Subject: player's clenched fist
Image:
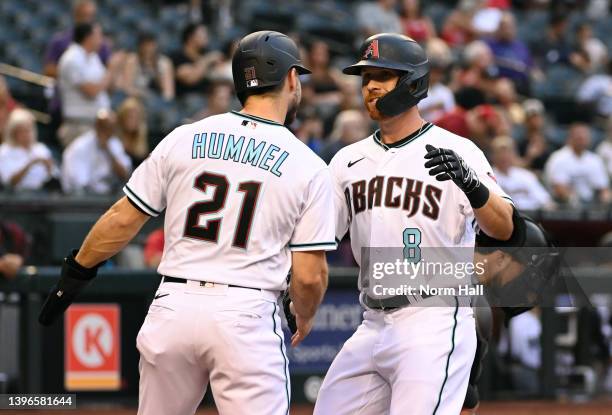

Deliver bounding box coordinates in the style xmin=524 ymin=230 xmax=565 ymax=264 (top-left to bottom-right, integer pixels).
xmin=424 ymin=144 xmax=491 ymax=209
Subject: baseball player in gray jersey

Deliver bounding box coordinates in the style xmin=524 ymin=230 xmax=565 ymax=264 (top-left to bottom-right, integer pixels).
xmin=38 ymin=31 xmax=337 ymax=415
xmin=314 ymin=34 xmax=515 ymax=414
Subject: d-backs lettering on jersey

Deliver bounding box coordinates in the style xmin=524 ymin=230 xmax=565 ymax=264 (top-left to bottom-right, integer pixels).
xmin=124 ymin=111 xmax=336 ymax=291
xmin=330 ymin=123 xmax=512 ymax=266
xmin=348 ymin=176 xmax=443 ymax=220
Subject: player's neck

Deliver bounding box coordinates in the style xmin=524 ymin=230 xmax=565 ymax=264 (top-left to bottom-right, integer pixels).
xmin=241 ymin=98 xmax=288 ymax=125
xmin=378 ymin=109 xmax=426 ymax=145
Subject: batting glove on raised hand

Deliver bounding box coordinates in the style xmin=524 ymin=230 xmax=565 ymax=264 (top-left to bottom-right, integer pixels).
xmin=424 ymin=144 xmax=490 ymax=208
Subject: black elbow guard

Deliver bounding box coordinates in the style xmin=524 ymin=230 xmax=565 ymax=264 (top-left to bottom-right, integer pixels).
xmin=38 ymin=250 xmax=104 ymax=326
xmin=476 ymin=206 xmax=525 ymax=247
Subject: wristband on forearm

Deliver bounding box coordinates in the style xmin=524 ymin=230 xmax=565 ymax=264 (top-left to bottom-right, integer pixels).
xmin=465 ymin=182 xmax=490 ymax=209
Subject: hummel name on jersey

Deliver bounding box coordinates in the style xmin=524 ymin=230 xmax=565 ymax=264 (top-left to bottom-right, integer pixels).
xmin=192 ymin=131 xmax=289 ymax=177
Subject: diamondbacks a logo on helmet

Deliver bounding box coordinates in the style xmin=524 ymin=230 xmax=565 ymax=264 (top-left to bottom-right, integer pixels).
xmin=244 ymin=66 xmax=258 ymax=88
xmin=363 ymin=40 xmax=379 ymax=59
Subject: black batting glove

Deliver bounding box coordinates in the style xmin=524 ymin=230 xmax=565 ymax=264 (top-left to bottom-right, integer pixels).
xmin=424 ymin=144 xmax=490 ymax=208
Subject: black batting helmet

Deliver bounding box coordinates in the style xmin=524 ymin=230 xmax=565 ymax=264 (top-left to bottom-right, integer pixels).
xmin=477 ymin=214 xmax=561 ymax=322
xmin=232 ymin=31 xmax=310 ymax=102
xmin=343 ymin=33 xmax=430 ymax=117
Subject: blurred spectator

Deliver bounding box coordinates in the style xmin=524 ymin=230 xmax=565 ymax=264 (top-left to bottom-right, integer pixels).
xmin=493 ymin=78 xmax=524 ymax=127
xmin=498 ymin=308 xmax=542 ymax=396
xmin=43 ymin=0 xmax=111 ymax=78
xmin=209 ymin=38 xmax=240 ymax=83
xmin=399 ymin=0 xmax=436 ymax=42
xmin=574 ymin=22 xmax=608 ymax=72
xmin=189 ymin=82 xmax=234 ymax=121
xmin=435 ymin=87 xmax=484 ymax=138
xmin=441 ymin=0 xmax=479 ymax=47
xmin=144 ymin=228 xmax=164 ymax=269
xmin=295 ymin=107 xmax=325 ymax=154
xmin=577 ymin=60 xmax=612 ymax=119
xmin=529 ymin=14 xmax=575 ymax=70
xmin=435 ymin=87 xmax=509 ymax=151
xmin=0 ymin=220 xmax=29 ymax=280
xmin=491 ymin=136 xmax=553 ymax=210
xmin=585 ymin=0 xmax=610 ymax=20
xmin=117 ymin=98 xmax=148 ymax=168
xmin=451 ymin=40 xmax=498 ymax=93
xmin=517 ymin=99 xmax=554 ymax=172
xmin=172 ymin=23 xmax=223 ymax=98
xmin=0 ymin=75 xmax=18 ymax=144
xmin=485 ymin=12 xmax=534 ymax=94
xmin=319 ymin=110 xmax=370 ymax=163
xmin=121 ymin=33 xmax=175 ymax=101
xmin=356 ymin=0 xmax=402 ymax=39
xmin=337 ymin=76 xmax=363 ymax=112
xmin=62 ymin=110 xmax=131 ymax=194
xmin=472 ymin=0 xmax=510 ymax=37
xmin=418 ymin=58 xmax=455 ymax=122
xmin=0 ymin=109 xmax=59 ymax=192
xmin=596 ymin=119 xmax=612 ymax=179
xmin=57 ymin=22 xmax=113 ymax=147
xmin=306 ymin=41 xmax=343 ymax=106
xmin=545 ymin=123 xmax=610 ymax=205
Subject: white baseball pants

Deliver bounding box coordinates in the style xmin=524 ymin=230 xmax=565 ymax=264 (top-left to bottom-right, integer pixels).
xmin=314 ymin=298 xmax=476 ymax=415
xmin=136 ymin=280 xmax=289 ymax=415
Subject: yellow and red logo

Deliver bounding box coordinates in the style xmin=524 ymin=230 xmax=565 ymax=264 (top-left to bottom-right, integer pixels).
xmin=65 ymin=304 xmax=121 ymax=391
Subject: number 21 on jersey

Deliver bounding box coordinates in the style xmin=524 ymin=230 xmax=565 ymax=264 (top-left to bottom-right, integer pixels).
xmin=183 ymin=171 xmax=262 ymax=249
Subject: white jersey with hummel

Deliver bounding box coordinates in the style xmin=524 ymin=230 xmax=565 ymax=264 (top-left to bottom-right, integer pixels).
xmin=330 ymin=122 xmax=512 ymax=269
xmin=123 ymin=110 xmax=336 ymax=291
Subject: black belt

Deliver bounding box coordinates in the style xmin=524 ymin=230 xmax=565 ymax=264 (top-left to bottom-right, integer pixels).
xmin=363 ymin=293 xmax=433 ymax=310
xmin=162 ymin=276 xmax=260 ymax=291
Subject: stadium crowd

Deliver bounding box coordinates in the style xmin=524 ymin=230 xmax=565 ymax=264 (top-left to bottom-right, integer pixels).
xmin=0 ymin=0 xmax=609 ymax=208
xmin=0 ymin=0 xmax=611 ymax=399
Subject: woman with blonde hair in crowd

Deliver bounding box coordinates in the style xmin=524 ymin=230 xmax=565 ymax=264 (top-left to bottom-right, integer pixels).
xmin=117 ymin=97 xmax=148 ymax=167
xmin=0 ymin=108 xmax=59 ymax=191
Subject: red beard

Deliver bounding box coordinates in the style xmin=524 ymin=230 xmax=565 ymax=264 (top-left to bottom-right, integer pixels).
xmin=363 ymin=94 xmax=386 ymax=121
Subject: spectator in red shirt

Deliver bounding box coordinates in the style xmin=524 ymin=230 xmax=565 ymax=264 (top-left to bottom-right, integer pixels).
xmin=400 ymin=0 xmax=436 ymax=43
xmin=435 ymin=87 xmax=486 ymax=138
xmin=436 ymin=87 xmax=509 ymax=152
xmin=144 ymin=228 xmax=164 ymax=269
xmin=441 ymin=0 xmax=479 ymax=47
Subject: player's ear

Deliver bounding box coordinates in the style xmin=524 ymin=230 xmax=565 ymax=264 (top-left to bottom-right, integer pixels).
xmin=286 ymin=68 xmax=298 ymax=93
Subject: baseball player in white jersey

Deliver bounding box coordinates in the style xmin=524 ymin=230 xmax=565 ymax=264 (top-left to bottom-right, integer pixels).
xmin=314 ymin=34 xmax=515 ymax=415
xmin=38 ymin=31 xmax=336 ymax=415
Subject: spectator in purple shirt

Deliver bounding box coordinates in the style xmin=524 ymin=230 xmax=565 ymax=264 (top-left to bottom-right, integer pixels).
xmin=485 ymin=12 xmax=533 ymax=95
xmin=43 ymin=0 xmax=111 ymax=78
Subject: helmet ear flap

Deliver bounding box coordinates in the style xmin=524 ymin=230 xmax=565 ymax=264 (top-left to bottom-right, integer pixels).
xmin=375 ymin=72 xmax=429 ymax=117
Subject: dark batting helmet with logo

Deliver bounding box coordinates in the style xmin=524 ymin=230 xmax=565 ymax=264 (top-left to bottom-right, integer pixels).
xmin=477 ymin=213 xmax=561 ymax=322
xmin=343 ymin=33 xmax=430 ymax=117
xmin=232 ymin=31 xmax=310 ymax=101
